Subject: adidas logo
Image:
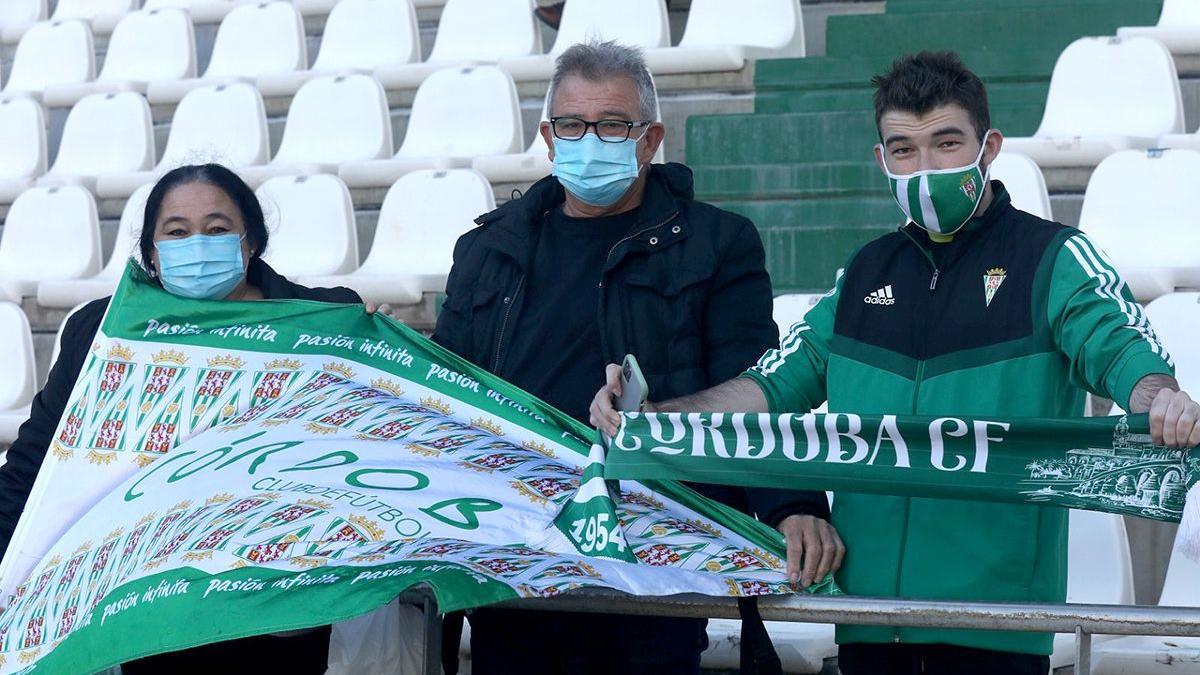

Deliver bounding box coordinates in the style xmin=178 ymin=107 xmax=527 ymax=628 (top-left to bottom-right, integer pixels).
xmin=863 ymin=285 xmax=896 ymax=305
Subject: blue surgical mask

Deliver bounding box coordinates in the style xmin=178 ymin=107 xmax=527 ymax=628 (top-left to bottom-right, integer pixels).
xmin=154 ymin=233 xmax=246 ymax=300
xmin=552 ymin=134 xmax=641 ymax=207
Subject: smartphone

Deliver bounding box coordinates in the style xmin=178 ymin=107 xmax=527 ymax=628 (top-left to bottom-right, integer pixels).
xmin=614 ymin=354 xmax=648 ymax=412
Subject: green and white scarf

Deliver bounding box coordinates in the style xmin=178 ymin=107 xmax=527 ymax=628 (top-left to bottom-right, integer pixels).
xmin=606 ymin=411 xmax=1199 ymax=522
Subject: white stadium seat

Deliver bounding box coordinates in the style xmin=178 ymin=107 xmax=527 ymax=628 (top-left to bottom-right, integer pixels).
xmin=44 ymin=8 xmax=197 ymax=108
xmin=257 ymin=174 xmax=360 ymax=277
xmin=339 ymin=66 xmax=522 ymax=188
xmin=0 ymin=97 xmax=47 ymax=204
xmin=498 ymin=0 xmax=670 ymax=82
xmin=0 ymin=185 xmax=101 ymax=302
xmin=1144 ymin=293 xmax=1200 ymax=395
xmin=301 ymin=169 xmax=494 ymax=304
xmin=1049 ymin=510 xmax=1135 ymax=669
xmin=772 ymin=293 xmax=823 ymax=340
xmin=1005 ymin=37 xmax=1183 ymax=168
xmin=37 ymin=184 xmax=151 ymax=309
xmin=143 ymin=0 xmax=242 ymax=24
xmin=51 ymin=0 xmax=139 ymax=36
xmin=1076 ymin=149 xmax=1200 ymax=302
xmin=1 ymin=20 xmax=95 ymax=98
xmin=0 ymin=303 xmax=36 ymax=444
xmin=989 ymin=151 xmax=1053 ymax=221
xmin=37 ymin=91 xmax=155 ymax=190
xmin=259 ymin=0 xmax=421 ymax=98
xmin=96 ymin=83 xmax=269 ymax=198
xmin=0 ymin=0 xmax=46 ymax=44
xmin=703 ymin=619 xmax=834 ymax=673
xmin=239 ymin=73 xmax=393 ymax=187
xmin=645 ymin=0 xmax=805 ymax=75
xmin=1118 ymin=0 xmax=1200 ymax=55
xmin=1093 ymin=530 xmax=1200 ymax=673
xmin=147 ymin=1 xmax=307 ymax=105
xmin=376 ymin=0 xmax=542 ymax=90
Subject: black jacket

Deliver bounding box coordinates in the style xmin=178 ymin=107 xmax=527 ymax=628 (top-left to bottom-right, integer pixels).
xmin=0 ymin=260 xmax=361 ymax=557
xmin=432 ymin=163 xmax=830 ymax=526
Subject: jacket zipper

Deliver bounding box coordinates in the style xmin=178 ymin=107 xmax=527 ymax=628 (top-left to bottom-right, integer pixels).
xmin=595 ymin=211 xmax=680 ymax=359
xmin=893 ymin=227 xmax=942 ymax=643
xmin=491 ymin=275 xmax=525 ymax=372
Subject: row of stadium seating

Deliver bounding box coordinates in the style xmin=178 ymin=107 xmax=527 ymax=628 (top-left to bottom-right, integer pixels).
xmin=0 ymin=0 xmax=802 ymax=107
xmin=0 ymin=168 xmax=491 ymax=309
xmin=0 ymin=143 xmax=1194 ymax=319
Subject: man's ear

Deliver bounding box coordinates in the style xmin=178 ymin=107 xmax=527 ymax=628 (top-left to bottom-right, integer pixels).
xmin=982 ymin=129 xmax=1004 ymax=168
xmin=540 ymin=122 xmax=555 ymax=161
xmin=639 ymin=123 xmax=666 ymax=165
xmin=873 ymin=143 xmax=887 ymax=172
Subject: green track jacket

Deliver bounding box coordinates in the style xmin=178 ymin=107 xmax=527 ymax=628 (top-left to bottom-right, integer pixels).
xmin=743 ymin=182 xmax=1175 ymax=654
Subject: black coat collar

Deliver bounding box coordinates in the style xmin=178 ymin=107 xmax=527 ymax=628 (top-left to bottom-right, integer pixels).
xmin=473 ymin=162 xmax=696 ymax=271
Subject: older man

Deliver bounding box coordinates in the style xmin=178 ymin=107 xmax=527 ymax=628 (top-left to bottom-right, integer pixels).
xmin=432 ymin=41 xmax=842 ymax=674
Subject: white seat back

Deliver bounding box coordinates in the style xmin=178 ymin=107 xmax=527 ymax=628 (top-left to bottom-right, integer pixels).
xmin=428 ymin=0 xmax=541 ymax=63
xmin=398 ymin=66 xmax=522 ymax=158
xmin=99 ymin=183 xmax=153 ymax=281
xmin=1078 ymin=149 xmax=1200 ymax=300
xmin=313 ymin=0 xmax=419 ymax=72
xmin=1159 ymin=0 xmax=1200 ymax=27
xmin=772 ymin=293 xmax=823 ymax=340
xmin=1065 ymin=510 xmax=1134 ymax=605
xmin=1034 ymin=37 xmax=1183 ymax=138
xmin=52 ymin=0 xmax=138 ymax=23
xmin=678 ymin=0 xmax=804 ymax=56
xmin=359 ymin=169 xmax=493 ymax=278
xmin=0 ymin=97 xmax=46 ymax=180
xmin=257 ymin=174 xmax=359 ymax=276
xmin=551 ymin=0 xmax=669 ymax=55
xmin=97 ymin=8 xmax=197 ymax=84
xmin=1144 ymin=293 xmax=1199 ymax=396
xmin=990 ymin=152 xmax=1052 ymax=221
xmin=0 ymin=185 xmax=101 ymax=283
xmin=204 ymin=1 xmax=306 ymax=79
xmin=1159 ymin=526 xmax=1200 ymax=606
xmin=159 ymin=83 xmax=269 ymax=170
xmin=273 ymin=74 xmax=392 ymax=165
xmin=0 ymin=0 xmax=46 ymax=31
xmin=48 ymin=92 xmax=154 ymax=178
xmin=0 ymin=303 xmax=35 ymax=411
xmin=3 ymin=20 xmax=94 ymax=94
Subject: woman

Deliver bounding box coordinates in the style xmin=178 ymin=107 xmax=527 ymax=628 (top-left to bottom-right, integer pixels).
xmin=0 ymin=164 xmax=360 ymax=672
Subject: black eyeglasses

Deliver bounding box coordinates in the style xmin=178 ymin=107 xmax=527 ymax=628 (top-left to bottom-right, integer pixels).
xmin=550 ymin=117 xmax=652 ymax=143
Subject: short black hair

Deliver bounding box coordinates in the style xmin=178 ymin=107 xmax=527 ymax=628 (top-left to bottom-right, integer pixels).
xmin=872 ymin=51 xmax=990 ymax=142
xmin=140 ymin=164 xmax=268 ymax=276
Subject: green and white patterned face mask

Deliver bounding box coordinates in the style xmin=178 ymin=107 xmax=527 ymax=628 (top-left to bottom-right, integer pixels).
xmin=879 ymin=131 xmax=992 ymax=236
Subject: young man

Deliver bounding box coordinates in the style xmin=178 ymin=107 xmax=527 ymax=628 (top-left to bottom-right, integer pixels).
xmin=433 ymin=41 xmax=841 ymax=673
xmin=593 ymin=51 xmax=1200 ymax=674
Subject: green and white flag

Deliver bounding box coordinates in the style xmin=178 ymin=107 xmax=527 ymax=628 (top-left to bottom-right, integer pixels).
xmin=0 ymin=265 xmax=836 ymax=673
xmin=605 ymin=412 xmax=1200 ymax=522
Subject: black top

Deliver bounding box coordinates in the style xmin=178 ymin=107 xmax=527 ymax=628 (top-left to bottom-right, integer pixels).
xmin=434 ymin=163 xmax=831 ymax=527
xmin=0 ymin=259 xmax=361 ymax=558
xmin=502 ymin=206 xmax=637 ymax=423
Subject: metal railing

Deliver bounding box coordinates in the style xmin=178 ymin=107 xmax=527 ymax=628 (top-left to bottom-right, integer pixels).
xmin=404 ymin=588 xmax=1200 ymax=675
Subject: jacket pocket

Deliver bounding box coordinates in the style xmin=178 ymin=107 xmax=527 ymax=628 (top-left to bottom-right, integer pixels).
xmin=618 ymin=265 xmax=713 ymax=398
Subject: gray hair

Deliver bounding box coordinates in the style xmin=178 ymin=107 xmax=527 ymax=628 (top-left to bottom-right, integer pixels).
xmin=548 ymin=40 xmax=658 ymax=122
